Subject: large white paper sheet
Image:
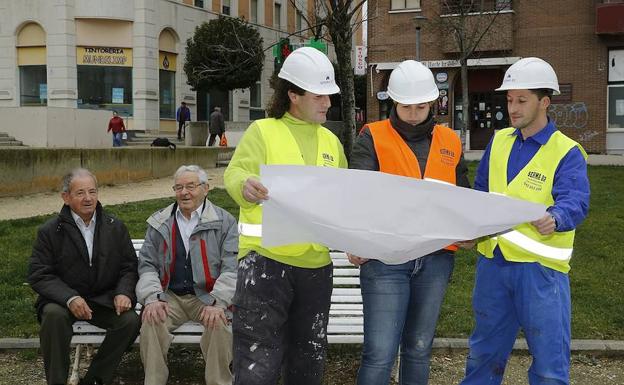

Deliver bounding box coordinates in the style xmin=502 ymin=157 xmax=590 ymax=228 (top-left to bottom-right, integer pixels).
xmin=260 ymin=165 xmax=546 ymax=264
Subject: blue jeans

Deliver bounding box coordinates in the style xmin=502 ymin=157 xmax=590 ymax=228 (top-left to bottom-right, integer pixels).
xmin=112 ymin=132 xmax=123 ymax=147
xmin=357 ymin=251 xmax=455 ymax=385
xmin=460 ymin=256 xmax=571 ymax=385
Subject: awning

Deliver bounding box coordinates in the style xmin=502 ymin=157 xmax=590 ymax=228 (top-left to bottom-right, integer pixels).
xmin=372 ymin=57 xmax=521 ymax=71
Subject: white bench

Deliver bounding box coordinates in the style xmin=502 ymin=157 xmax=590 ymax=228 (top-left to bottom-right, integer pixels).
xmin=69 ymin=240 xmax=363 ymax=383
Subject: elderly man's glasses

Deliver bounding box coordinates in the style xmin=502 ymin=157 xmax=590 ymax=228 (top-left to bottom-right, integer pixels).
xmin=172 ymin=182 xmax=205 ymax=192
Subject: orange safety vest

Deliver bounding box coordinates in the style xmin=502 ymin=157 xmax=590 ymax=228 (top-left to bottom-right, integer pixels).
xmin=368 ymin=119 xmax=462 ymax=252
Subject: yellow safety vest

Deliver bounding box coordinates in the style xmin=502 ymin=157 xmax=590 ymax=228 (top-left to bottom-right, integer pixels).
xmin=477 ymin=127 xmax=587 ymax=273
xmin=237 ymin=118 xmax=342 ymax=256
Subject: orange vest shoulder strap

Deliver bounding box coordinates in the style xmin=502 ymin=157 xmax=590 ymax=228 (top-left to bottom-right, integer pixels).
xmin=368 ymin=120 xmax=422 ymax=178
xmin=423 ymin=125 xmax=462 ymax=185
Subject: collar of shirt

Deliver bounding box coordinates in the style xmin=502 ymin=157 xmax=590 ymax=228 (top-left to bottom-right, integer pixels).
xmin=511 ymin=119 xmax=557 ymax=145
xmin=175 ymin=204 xmax=203 ymax=254
xmin=70 ymin=210 xmax=96 ymax=264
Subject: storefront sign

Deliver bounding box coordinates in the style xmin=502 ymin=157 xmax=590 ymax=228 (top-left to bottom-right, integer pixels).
xmin=435 ymin=72 xmax=448 ymax=83
xmin=159 ymin=51 xmax=177 ymax=71
xmin=77 ymin=47 xmax=133 ymax=67
xmin=112 ymin=88 xmax=124 ymax=104
xmin=437 ymin=90 xmax=448 ymax=115
xmin=355 ymin=46 xmax=366 ymax=75
xmin=377 ymin=91 xmax=389 ymax=100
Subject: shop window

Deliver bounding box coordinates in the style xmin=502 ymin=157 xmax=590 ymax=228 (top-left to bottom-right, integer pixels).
xmin=77 ymin=66 xmax=133 ymax=116
xmin=17 ymin=23 xmax=47 ymax=106
xmin=250 ymin=0 xmax=258 ymax=22
xmin=160 ymin=70 xmax=176 ymax=119
xmin=19 ymin=65 xmax=47 ymax=106
xmin=390 ymin=0 xmax=420 ymax=11
xmin=608 ymin=85 xmax=624 ymax=130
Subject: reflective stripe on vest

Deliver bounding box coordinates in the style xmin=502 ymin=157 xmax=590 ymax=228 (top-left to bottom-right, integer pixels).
xmin=238 ymin=118 xmax=342 ymax=256
xmin=368 ymin=119 xmax=461 ymax=251
xmin=477 ymin=127 xmax=587 ymax=273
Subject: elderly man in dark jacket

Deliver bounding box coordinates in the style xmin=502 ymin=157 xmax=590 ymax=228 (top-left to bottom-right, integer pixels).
xmin=28 ymin=168 xmax=140 ymax=385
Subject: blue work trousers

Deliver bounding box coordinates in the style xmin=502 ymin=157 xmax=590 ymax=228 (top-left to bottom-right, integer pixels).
xmin=357 ymin=251 xmax=454 ymax=385
xmin=460 ymin=255 xmax=571 ymax=385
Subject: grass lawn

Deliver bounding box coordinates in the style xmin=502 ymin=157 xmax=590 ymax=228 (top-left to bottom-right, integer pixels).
xmin=1 ymin=165 xmax=623 ymax=339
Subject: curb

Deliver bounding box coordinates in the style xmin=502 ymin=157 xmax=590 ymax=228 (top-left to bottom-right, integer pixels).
xmin=2 ymin=337 xmax=624 ymax=354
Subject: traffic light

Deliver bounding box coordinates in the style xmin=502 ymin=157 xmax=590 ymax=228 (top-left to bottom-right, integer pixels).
xmin=273 ymin=38 xmax=293 ymax=73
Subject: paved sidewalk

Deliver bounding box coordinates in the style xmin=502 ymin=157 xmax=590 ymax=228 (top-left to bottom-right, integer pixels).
xmin=0 ymin=167 xmax=226 ymax=221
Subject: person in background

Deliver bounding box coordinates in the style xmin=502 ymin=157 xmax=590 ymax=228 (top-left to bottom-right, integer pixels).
xmin=107 ymin=111 xmax=126 ymax=147
xmin=208 ymin=106 xmax=225 ymax=147
xmin=176 ymin=101 xmax=191 ymax=140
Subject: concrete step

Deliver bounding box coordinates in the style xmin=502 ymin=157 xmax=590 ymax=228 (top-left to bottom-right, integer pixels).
xmin=0 ymin=132 xmax=25 ymax=146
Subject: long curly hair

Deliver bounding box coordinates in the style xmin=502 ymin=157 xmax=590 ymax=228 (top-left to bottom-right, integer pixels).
xmin=266 ymin=74 xmax=305 ymax=118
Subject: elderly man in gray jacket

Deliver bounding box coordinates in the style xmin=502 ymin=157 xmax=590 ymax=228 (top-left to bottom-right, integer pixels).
xmin=136 ymin=165 xmax=238 ymax=385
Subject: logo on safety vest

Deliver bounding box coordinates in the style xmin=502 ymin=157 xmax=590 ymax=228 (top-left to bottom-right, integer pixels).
xmin=439 ymin=148 xmax=456 ymax=166
xmin=322 ymin=152 xmax=335 ymax=166
xmin=523 ymin=171 xmax=547 ymax=191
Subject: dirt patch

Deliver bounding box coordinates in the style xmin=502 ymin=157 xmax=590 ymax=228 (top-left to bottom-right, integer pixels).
xmin=0 ymin=168 xmax=226 ymax=221
xmin=2 ymin=347 xmax=623 ymax=385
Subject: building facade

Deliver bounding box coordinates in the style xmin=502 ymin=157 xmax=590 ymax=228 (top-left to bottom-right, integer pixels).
xmin=366 ymin=0 xmax=624 ymax=154
xmin=0 ymin=0 xmax=323 ymax=147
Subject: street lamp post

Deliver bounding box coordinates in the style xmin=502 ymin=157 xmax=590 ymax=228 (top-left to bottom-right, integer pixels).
xmin=412 ymin=15 xmax=427 ymax=61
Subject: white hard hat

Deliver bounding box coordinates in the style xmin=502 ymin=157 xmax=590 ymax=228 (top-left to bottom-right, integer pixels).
xmin=386 ymin=60 xmax=439 ymax=105
xmin=278 ymin=47 xmax=340 ymax=95
xmin=496 ymin=57 xmax=560 ymax=95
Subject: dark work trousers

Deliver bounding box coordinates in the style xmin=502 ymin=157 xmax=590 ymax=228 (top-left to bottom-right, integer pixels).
xmin=208 ymin=133 xmax=223 ymax=147
xmin=177 ymin=121 xmax=186 ymax=139
xmin=39 ymin=302 xmax=140 ymax=385
xmin=232 ymin=251 xmax=333 ymax=385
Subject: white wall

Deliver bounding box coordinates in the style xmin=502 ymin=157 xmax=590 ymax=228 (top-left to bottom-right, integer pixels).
xmin=0 ymin=106 xmax=111 ymax=147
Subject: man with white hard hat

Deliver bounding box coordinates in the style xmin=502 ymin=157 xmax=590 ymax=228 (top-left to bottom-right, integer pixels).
xmin=459 ymin=57 xmax=590 ymax=385
xmin=224 ymin=47 xmax=347 ymax=385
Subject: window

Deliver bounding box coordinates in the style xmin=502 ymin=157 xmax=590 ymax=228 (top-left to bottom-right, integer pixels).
xmin=20 ymin=65 xmax=47 ymax=106
xmin=77 ymin=66 xmax=133 ymax=116
xmin=250 ymin=0 xmax=258 ymax=22
xmin=296 ymin=10 xmax=303 ymax=32
xmin=194 ymin=0 xmax=204 ymax=7
xmin=608 ymin=85 xmax=624 ymax=130
xmin=250 ymin=82 xmax=265 ymax=120
xmin=441 ymin=0 xmax=511 ymax=14
xmin=274 ymin=1 xmax=282 ymax=29
xmin=222 ymin=0 xmax=231 ymax=15
xmin=160 ymin=70 xmax=176 ymax=119
xmin=250 ymin=82 xmax=262 ymax=108
xmin=391 ymin=0 xmax=420 ymax=11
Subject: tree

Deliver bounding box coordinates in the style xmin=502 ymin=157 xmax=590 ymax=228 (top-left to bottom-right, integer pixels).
xmin=432 ymin=0 xmax=514 ymax=147
xmin=184 ymin=16 xmax=265 ymax=91
xmin=290 ymin=0 xmax=367 ymax=160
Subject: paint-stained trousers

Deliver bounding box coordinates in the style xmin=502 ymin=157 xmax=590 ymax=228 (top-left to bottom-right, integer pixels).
xmin=232 ymin=251 xmax=333 ymax=385
xmin=139 ymin=290 xmax=233 ymax=385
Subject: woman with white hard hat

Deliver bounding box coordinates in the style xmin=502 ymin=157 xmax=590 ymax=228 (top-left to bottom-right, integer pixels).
xmin=347 ymin=60 xmax=470 ymax=385
xmin=224 ymin=46 xmax=347 ymax=385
